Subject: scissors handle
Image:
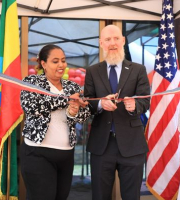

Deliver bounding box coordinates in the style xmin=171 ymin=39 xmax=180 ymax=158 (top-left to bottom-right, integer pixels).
xmin=115 ymin=89 xmax=121 ymax=104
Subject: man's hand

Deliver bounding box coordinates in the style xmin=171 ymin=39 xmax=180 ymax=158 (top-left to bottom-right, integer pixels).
xmin=101 ymin=94 xmax=118 ymax=111
xmin=123 ymin=97 xmax=135 ymax=112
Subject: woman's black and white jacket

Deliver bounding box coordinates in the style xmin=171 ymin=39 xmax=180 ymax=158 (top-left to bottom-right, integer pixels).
xmin=20 ymin=73 xmax=91 ymax=147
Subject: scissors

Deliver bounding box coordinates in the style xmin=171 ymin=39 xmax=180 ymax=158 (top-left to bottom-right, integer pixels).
xmin=114 ymin=89 xmax=121 ymax=105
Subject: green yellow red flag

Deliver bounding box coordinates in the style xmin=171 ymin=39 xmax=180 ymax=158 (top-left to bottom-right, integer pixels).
xmin=0 ymin=0 xmax=24 ymax=198
xmin=0 ymin=0 xmax=23 ymax=151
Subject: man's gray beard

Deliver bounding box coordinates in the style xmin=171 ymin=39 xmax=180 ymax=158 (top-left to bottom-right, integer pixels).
xmin=103 ymin=49 xmax=125 ymax=65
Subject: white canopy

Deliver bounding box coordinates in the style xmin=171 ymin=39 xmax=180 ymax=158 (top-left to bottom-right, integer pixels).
xmin=1 ymin=0 xmax=180 ymax=20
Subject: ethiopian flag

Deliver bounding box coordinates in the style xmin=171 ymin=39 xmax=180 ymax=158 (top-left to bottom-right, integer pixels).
xmin=0 ymin=0 xmax=23 ymax=151
xmin=0 ymin=0 xmax=24 ymax=199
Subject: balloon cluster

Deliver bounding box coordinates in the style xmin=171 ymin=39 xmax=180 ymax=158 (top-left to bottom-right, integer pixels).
xmin=28 ymin=65 xmax=86 ymax=86
xmin=63 ymin=68 xmax=85 ymax=86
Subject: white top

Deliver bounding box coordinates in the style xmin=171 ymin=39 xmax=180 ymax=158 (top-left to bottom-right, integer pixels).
xmin=25 ymin=80 xmax=73 ymax=150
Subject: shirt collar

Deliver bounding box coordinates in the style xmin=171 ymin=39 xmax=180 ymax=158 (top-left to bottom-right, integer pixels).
xmin=107 ymin=62 xmax=122 ymax=69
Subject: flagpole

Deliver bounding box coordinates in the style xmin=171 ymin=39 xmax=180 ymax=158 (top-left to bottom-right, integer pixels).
xmin=7 ymin=136 xmax=11 ymax=200
xmin=177 ymin=185 xmax=180 ymax=200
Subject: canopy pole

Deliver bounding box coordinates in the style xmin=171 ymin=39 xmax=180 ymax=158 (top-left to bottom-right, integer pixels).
xmin=6 ymin=136 xmax=11 ymax=200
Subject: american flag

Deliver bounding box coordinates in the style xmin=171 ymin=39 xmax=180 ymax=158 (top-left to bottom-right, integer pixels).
xmin=145 ymin=0 xmax=180 ymax=199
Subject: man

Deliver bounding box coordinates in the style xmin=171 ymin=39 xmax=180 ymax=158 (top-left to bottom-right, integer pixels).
xmin=84 ymin=25 xmax=150 ymax=200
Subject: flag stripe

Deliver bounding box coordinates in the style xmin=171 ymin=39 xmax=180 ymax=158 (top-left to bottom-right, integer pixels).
xmin=151 ymin=72 xmax=164 ymax=94
xmin=153 ymin=143 xmax=180 ymax=195
xmin=147 ymin=129 xmax=179 ymax=185
xmin=147 ymin=100 xmax=180 ymax=175
xmin=147 ymin=71 xmax=180 ymax=140
xmin=161 ymin=167 xmax=180 ymax=200
xmin=147 ymin=94 xmax=180 ymax=152
xmin=3 ymin=2 xmax=19 ymax=73
xmin=147 ymin=93 xmax=175 ymax=141
xmin=147 ymin=143 xmax=180 ymax=199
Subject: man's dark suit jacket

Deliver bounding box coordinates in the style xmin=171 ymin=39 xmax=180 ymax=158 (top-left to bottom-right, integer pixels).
xmin=84 ymin=59 xmax=150 ymax=158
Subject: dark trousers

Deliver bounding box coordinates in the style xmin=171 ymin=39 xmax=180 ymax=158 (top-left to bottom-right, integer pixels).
xmin=90 ymin=135 xmax=145 ymax=200
xmin=20 ymin=141 xmax=74 ymax=200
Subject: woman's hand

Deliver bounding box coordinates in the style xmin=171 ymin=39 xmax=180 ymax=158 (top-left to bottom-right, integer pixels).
xmin=68 ymin=93 xmax=80 ymax=116
xmin=68 ymin=93 xmax=89 ymax=117
xmin=68 ymin=104 xmax=79 ymax=117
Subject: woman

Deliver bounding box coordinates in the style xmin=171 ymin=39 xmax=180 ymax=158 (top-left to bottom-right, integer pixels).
xmin=20 ymin=44 xmax=91 ymax=200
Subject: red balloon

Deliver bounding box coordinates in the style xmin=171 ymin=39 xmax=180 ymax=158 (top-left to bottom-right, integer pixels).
xmin=68 ymin=69 xmax=76 ymax=77
xmin=81 ymin=79 xmax=85 ymax=86
xmin=74 ymin=77 xmax=81 ymax=85
xmin=75 ymin=69 xmax=81 ymax=77
xmin=28 ymin=68 xmax=37 ymax=75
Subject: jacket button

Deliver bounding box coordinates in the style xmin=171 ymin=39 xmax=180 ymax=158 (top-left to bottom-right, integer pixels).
xmin=108 ymin=122 xmax=111 ymax=124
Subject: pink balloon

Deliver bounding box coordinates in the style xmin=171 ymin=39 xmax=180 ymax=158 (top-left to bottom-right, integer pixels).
xmin=28 ymin=68 xmax=37 ymax=75
xmin=75 ymin=69 xmax=81 ymax=77
xmin=28 ymin=65 xmax=35 ymax=69
xmin=80 ymin=73 xmax=85 ymax=80
xmin=69 ymin=77 xmax=75 ymax=82
xmin=79 ymin=68 xmax=86 ymax=73
xmin=74 ymin=77 xmax=81 ymax=85
xmin=68 ymin=69 xmax=76 ymax=77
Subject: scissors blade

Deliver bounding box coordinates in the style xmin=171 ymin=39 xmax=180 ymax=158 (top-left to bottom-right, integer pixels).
xmin=115 ymin=89 xmax=121 ymax=104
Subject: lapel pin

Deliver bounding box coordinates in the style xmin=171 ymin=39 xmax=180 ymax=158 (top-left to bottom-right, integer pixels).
xmin=125 ymin=67 xmax=129 ymax=70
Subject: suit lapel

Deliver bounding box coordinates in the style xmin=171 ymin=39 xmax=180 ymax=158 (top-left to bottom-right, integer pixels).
xmin=117 ymin=60 xmax=132 ymax=92
xmin=97 ymin=61 xmax=112 ymax=94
